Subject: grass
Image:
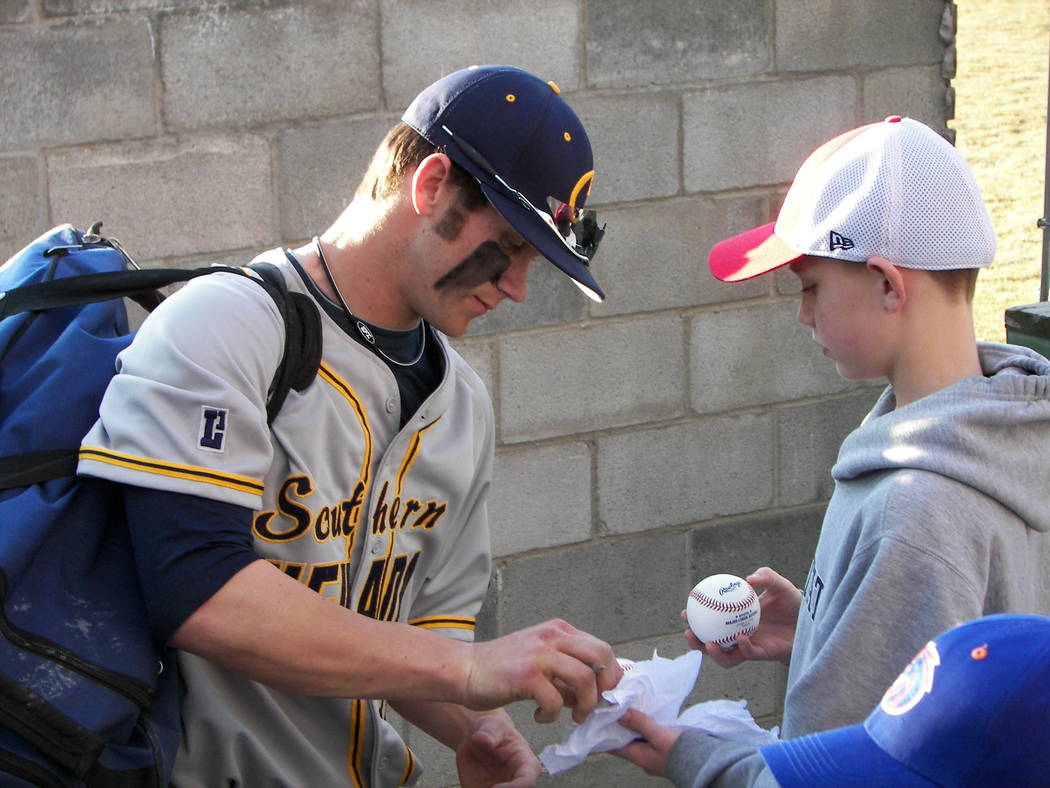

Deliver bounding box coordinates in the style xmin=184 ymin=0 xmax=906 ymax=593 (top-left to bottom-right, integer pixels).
xmin=953 ymin=0 xmax=1049 ymax=341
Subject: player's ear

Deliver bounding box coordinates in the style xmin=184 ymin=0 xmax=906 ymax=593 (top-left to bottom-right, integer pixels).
xmin=867 ymin=256 xmax=906 ymax=313
xmin=410 ymin=153 xmax=454 ymax=216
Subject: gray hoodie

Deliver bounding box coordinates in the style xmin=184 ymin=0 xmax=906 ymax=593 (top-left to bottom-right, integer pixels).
xmin=667 ymin=342 xmax=1050 ymax=788
xmin=784 ymin=341 xmax=1050 ymax=739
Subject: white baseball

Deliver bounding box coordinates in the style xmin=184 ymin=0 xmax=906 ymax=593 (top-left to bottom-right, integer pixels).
xmin=686 ymin=573 xmax=760 ymax=649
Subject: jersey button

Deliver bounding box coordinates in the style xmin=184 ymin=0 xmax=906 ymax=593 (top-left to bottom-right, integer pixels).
xmin=371 ymin=541 xmax=383 ymax=554
xmin=385 ymin=396 xmax=396 ymax=413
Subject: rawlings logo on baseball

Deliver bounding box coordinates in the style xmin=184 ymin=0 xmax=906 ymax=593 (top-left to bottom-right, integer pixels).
xmin=686 ymin=573 xmax=760 ymax=649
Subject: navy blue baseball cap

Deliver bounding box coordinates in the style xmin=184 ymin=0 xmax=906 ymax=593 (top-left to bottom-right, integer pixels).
xmin=402 ymin=65 xmax=605 ymax=302
xmin=760 ymin=614 xmax=1050 ymax=787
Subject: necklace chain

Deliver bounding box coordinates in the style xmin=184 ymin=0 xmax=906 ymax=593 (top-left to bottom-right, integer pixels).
xmin=313 ymin=237 xmax=426 ymax=368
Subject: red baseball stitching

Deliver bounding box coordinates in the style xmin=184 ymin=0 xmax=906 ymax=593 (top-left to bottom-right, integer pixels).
xmin=690 ymin=588 xmax=757 ymax=613
xmin=712 ymin=623 xmax=758 ymax=646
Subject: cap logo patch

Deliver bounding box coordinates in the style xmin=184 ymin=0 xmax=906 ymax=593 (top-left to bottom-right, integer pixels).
xmin=880 ymin=640 xmax=940 ymax=716
xmin=829 ymin=231 xmax=855 ymax=252
xmin=568 ymin=170 xmax=595 ymax=210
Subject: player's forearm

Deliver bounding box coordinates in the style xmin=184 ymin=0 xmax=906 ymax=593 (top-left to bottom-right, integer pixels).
xmin=170 ymin=559 xmax=474 ymax=703
xmin=389 ymin=698 xmax=492 ymax=751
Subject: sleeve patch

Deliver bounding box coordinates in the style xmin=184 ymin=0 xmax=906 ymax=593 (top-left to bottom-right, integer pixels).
xmin=198 ymin=406 xmax=229 ymax=453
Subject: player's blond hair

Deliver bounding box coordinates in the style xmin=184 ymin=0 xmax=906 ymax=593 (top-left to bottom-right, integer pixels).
xmin=356 ymin=122 xmax=486 ymax=211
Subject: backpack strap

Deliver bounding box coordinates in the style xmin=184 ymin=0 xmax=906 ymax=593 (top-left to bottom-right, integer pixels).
xmin=0 ymin=262 xmax=321 ymax=421
xmin=0 ymin=450 xmax=78 ymax=490
xmin=247 ymin=262 xmax=323 ymax=424
xmin=0 ymin=266 xmax=242 ymax=320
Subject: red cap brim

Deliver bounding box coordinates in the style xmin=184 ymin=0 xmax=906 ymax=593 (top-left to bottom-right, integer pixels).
xmin=708 ymin=222 xmax=804 ymax=282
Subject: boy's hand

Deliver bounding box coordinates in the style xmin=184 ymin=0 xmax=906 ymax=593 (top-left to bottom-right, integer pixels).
xmin=684 ymin=566 xmax=801 ymax=668
xmin=610 ymin=708 xmax=681 ymax=777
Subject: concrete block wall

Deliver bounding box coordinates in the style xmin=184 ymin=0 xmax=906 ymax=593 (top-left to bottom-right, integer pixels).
xmin=1 ymin=1 xmax=954 ymax=785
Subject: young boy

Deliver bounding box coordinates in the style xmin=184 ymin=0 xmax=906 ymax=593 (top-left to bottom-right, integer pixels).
xmin=612 ymin=116 xmax=1050 ymax=785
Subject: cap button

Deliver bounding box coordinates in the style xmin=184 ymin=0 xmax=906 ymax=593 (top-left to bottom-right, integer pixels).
xmin=885 ymin=115 xmax=903 ymax=123
xmin=547 ymin=80 xmax=561 ymax=94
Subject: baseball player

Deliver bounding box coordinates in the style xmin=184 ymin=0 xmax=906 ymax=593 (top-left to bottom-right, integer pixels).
xmin=78 ymin=65 xmax=619 ymax=787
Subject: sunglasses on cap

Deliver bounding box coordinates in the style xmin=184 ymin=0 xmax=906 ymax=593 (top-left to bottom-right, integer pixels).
xmin=441 ymin=125 xmax=605 ymax=263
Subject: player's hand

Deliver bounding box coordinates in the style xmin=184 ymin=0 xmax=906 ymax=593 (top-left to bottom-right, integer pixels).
xmin=609 ymin=708 xmax=681 ymax=778
xmin=684 ymin=566 xmax=801 ymax=668
xmin=464 ymin=619 xmax=622 ymax=724
xmin=455 ymin=712 xmax=541 ymax=788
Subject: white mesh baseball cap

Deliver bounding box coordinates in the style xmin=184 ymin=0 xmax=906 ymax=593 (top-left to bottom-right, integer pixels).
xmin=708 ymin=116 xmax=997 ymax=282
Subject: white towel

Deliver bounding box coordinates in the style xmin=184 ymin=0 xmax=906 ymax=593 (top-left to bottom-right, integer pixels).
xmin=539 ymin=650 xmax=778 ymax=775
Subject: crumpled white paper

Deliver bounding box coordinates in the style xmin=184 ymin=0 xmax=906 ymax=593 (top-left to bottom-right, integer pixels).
xmin=538 ymin=650 xmax=779 ymax=775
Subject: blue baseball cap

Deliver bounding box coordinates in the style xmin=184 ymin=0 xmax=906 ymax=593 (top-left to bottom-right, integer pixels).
xmin=760 ymin=614 xmax=1050 ymax=787
xmin=402 ymin=65 xmax=605 ymax=302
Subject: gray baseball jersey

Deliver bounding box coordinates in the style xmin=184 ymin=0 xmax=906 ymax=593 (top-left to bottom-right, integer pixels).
xmin=79 ymin=249 xmax=495 ymax=787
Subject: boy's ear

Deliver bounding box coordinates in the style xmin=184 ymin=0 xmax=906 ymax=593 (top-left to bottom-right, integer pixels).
xmin=867 ymin=256 xmax=906 ymax=312
xmin=410 ymin=152 xmax=454 ymax=216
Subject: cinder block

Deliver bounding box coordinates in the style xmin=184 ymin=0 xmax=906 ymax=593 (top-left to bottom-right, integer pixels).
xmin=777 ymin=0 xmax=945 ymax=72
xmin=689 ymin=300 xmax=854 ymax=415
xmin=143 ymin=247 xmax=269 ymax=272
xmin=466 ymin=262 xmax=587 ymax=336
xmin=43 ymin=0 xmax=248 ymax=13
xmin=773 ymin=265 xmax=800 ymax=296
xmin=500 ymin=314 xmax=687 ymax=442
xmin=380 ymin=0 xmax=580 ymax=110
xmin=777 ymin=390 xmax=883 ymax=507
xmin=496 ymin=529 xmax=690 ymax=643
xmin=683 ymin=77 xmax=857 ymax=192
xmin=587 ymin=0 xmax=769 ymax=88
xmin=597 ymin=413 xmax=774 ymax=535
xmin=474 ymin=568 xmax=499 ymax=645
xmin=570 ymin=93 xmax=681 ymax=204
xmin=0 ymin=156 xmax=46 ymax=263
xmin=48 ymin=136 xmax=273 ymax=259
xmin=689 ymin=653 xmax=784 ymax=723
xmin=1 ymin=0 xmax=29 ymax=23
xmin=863 ymin=65 xmax=949 ymax=131
xmin=447 ymin=336 xmax=495 ymax=401
xmin=687 ymin=506 xmax=827 ymax=590
xmin=0 ymin=20 xmax=156 ymax=150
xmin=489 ymin=442 xmax=593 ymax=557
xmin=119 ymin=244 xmax=266 ymax=330
xmin=161 ymin=4 xmax=379 ymax=131
xmin=591 ymin=197 xmax=771 ymax=318
xmin=276 ymin=114 xmax=397 ymax=242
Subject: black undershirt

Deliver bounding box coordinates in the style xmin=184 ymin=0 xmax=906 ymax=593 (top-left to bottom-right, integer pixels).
xmin=284 ymin=251 xmax=444 ymax=427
